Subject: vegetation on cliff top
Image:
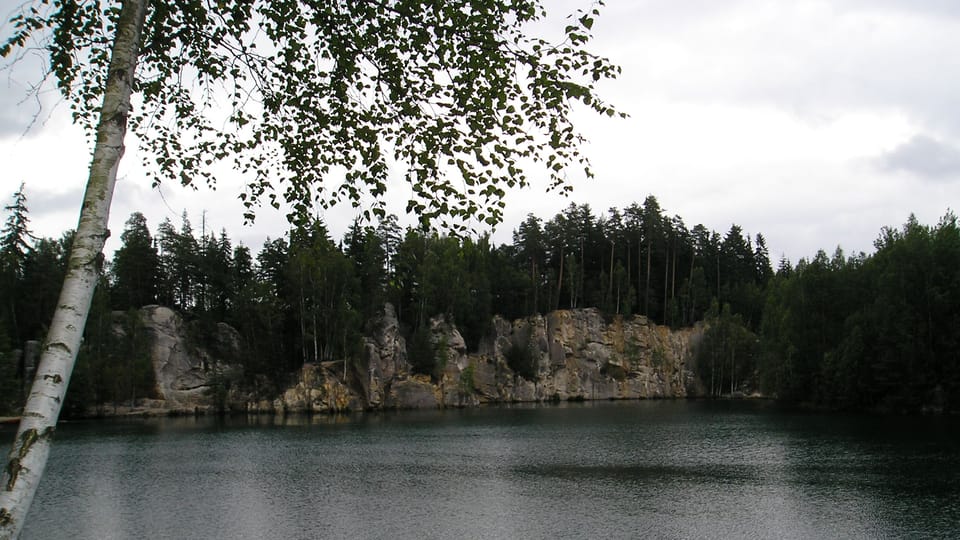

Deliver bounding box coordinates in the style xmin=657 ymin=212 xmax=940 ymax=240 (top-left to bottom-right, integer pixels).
xmin=2 ymin=187 xmax=958 ymax=413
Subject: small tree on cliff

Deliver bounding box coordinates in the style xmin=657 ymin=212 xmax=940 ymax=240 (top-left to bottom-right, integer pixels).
xmin=0 ymin=1 xmax=622 ymax=535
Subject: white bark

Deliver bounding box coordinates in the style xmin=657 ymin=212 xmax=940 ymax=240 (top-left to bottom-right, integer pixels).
xmin=0 ymin=1 xmax=148 ymax=537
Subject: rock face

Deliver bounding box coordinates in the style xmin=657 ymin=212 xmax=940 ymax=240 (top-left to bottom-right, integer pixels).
xmin=454 ymin=308 xmax=701 ymax=404
xmin=130 ymin=303 xmax=702 ymax=415
xmin=384 ymin=377 xmax=440 ymax=409
xmin=361 ymin=304 xmax=408 ymax=408
xmin=268 ymin=305 xmax=703 ymax=411
xmin=272 ymin=362 xmax=362 ymax=414
xmin=140 ymin=305 xmax=242 ymax=412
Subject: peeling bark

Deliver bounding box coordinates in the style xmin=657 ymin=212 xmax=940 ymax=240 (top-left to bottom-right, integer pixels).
xmin=0 ymin=1 xmax=148 ymax=538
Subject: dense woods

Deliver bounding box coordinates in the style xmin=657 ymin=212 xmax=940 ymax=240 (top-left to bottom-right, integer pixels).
xmin=1 ymin=184 xmax=958 ymax=413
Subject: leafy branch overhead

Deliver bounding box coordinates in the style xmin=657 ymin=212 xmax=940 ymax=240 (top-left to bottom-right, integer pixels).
xmin=2 ymin=0 xmax=623 ymax=230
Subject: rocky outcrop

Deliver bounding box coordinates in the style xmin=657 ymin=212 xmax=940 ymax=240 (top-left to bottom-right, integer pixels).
xmin=140 ymin=305 xmax=242 ymax=413
xmin=271 ymin=362 xmax=362 ymax=414
xmin=385 ymin=377 xmax=440 ymax=409
xmin=446 ymin=308 xmax=701 ymax=405
xmin=268 ymin=305 xmax=702 ymax=411
xmin=360 ymin=304 xmax=408 ymax=408
xmin=124 ymin=303 xmax=702 ymax=415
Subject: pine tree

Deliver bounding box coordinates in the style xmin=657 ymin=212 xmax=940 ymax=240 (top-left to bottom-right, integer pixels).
xmin=754 ymin=233 xmax=774 ymax=285
xmin=111 ymin=212 xmax=159 ymax=309
xmin=0 ymin=183 xmax=33 ymax=343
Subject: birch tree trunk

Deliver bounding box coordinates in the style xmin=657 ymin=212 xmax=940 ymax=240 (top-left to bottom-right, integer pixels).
xmin=0 ymin=1 xmax=147 ymax=537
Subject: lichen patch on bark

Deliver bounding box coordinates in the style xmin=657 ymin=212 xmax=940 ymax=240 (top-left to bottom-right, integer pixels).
xmin=44 ymin=342 xmax=72 ymax=356
xmin=3 ymin=427 xmax=55 ymax=494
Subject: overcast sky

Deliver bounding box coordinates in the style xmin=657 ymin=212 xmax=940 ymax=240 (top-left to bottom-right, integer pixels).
xmin=2 ymin=0 xmax=959 ymax=264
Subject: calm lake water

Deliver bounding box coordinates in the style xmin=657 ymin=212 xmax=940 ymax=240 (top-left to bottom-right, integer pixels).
xmin=5 ymin=400 xmax=960 ymax=539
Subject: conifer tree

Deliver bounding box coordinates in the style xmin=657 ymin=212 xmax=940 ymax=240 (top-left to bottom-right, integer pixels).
xmin=0 ymin=183 xmax=32 ymax=344
xmin=111 ymin=212 xmax=159 ymax=309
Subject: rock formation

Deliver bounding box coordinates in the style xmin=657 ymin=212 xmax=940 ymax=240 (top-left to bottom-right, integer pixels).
xmin=444 ymin=308 xmax=701 ymax=406
xmin=139 ymin=305 xmax=242 ymax=413
xmin=102 ymin=304 xmax=702 ymax=415
xmin=269 ymin=305 xmax=704 ymax=412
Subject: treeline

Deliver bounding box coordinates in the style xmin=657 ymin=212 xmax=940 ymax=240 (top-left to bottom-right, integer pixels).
xmin=1 ymin=189 xmax=770 ymax=412
xmin=2 ymin=180 xmax=958 ymax=413
xmin=758 ymin=214 xmax=960 ymax=412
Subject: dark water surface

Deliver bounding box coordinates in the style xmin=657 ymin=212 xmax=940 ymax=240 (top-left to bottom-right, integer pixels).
xmin=5 ymin=400 xmax=960 ymax=539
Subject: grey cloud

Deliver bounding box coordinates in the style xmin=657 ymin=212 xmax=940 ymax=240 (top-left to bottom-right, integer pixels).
xmin=0 ymin=86 xmax=45 ymax=138
xmin=592 ymin=1 xmax=960 ymax=137
xmin=0 ymin=41 xmax=60 ymax=138
xmin=878 ymin=134 xmax=960 ymax=180
xmin=23 ymin=186 xmax=83 ymax=217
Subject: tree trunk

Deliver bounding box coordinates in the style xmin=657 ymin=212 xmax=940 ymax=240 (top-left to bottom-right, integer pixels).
xmin=663 ymin=241 xmax=669 ymax=325
xmin=730 ymin=348 xmax=736 ymax=396
xmin=671 ymin=244 xmax=677 ymax=300
xmin=578 ymin=236 xmax=584 ymax=309
xmin=710 ymin=351 xmax=715 ymax=397
xmin=716 ymin=252 xmax=721 ymax=304
xmin=0 ymin=1 xmax=148 ymax=537
xmin=637 ymin=238 xmax=642 ymax=316
xmin=644 ymin=240 xmax=651 ymax=317
xmin=626 ymin=242 xmax=631 ymax=296
xmin=555 ymin=245 xmax=564 ymax=311
xmin=531 ymin=259 xmax=537 ymax=315
xmin=688 ymin=248 xmax=695 ymax=323
xmin=608 ymin=240 xmax=615 ymax=303
xmin=298 ymin=278 xmax=307 ymax=363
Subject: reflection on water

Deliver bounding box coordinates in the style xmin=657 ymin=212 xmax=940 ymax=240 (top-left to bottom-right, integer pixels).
xmin=4 ymin=400 xmax=960 ymax=539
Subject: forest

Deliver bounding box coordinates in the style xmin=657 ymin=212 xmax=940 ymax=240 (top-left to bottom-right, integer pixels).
xmin=1 ymin=183 xmax=958 ymax=414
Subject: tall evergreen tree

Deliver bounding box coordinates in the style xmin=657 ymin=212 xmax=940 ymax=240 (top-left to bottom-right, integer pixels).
xmin=18 ymin=236 xmax=72 ymax=343
xmin=1 ymin=183 xmax=31 ymax=277
xmin=111 ymin=212 xmax=159 ymax=309
xmin=253 ymin=237 xmax=296 ymax=376
xmin=200 ymin=229 xmax=234 ymax=319
xmin=513 ymin=214 xmax=546 ymax=315
xmin=1 ymin=183 xmax=33 ymax=343
xmin=344 ymin=221 xmax=387 ymax=329
xmin=640 ymin=195 xmax=665 ymax=320
xmin=754 ymin=233 xmax=773 ymax=285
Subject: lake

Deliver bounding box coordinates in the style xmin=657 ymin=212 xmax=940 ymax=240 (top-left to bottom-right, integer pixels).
xmin=5 ymin=400 xmax=960 ymax=539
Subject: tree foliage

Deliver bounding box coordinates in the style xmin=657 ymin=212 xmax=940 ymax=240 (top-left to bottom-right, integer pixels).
xmin=758 ymin=213 xmax=960 ymax=412
xmin=696 ymin=301 xmax=758 ymax=397
xmin=1 ymin=1 xmax=625 ymax=533
xmin=3 ymin=0 xmax=622 ymax=229
xmin=0 ymin=183 xmax=33 ymax=344
xmin=4 ymin=199 xmax=958 ymax=417
xmin=0 ymin=183 xmax=31 ymax=279
xmin=111 ymin=212 xmax=159 ymax=309
xmin=1 ymin=191 xmax=788 ymax=412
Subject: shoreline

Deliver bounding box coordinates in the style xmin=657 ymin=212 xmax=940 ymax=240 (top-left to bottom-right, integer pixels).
xmin=3 ymin=394 xmax=776 ymax=424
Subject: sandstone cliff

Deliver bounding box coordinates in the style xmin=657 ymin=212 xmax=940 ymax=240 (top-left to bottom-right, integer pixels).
xmin=116 ymin=304 xmax=702 ymax=414
xmin=115 ymin=305 xmax=243 ymax=415
xmin=270 ymin=305 xmax=704 ymax=412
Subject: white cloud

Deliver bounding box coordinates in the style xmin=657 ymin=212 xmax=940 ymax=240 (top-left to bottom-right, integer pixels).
xmin=595 ymin=1 xmax=960 ymax=133
xmin=3 ymin=0 xmax=960 ymax=266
